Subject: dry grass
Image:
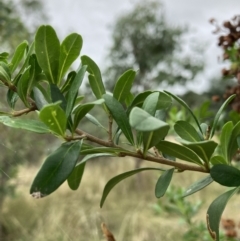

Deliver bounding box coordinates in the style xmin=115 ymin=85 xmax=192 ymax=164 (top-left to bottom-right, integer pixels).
xmin=1 ymin=157 xmax=238 ymax=241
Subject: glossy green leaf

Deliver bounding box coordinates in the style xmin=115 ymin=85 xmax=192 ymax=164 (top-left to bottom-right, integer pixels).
xmin=210 ymin=155 xmax=227 ymax=165
xmin=58 ymin=33 xmax=82 ymax=83
xmin=207 ymin=188 xmax=238 ymax=241
xmin=180 ymin=140 xmax=218 ymax=164
xmin=200 ymin=123 xmax=209 ymax=139
xmin=35 ymin=25 xmax=60 ymax=84
xmin=61 ymin=71 xmax=76 ymax=93
xmin=129 ymin=107 xmax=169 ymax=132
xmin=68 ymin=153 xmax=113 ymax=190
xmin=0 ymin=52 xmax=9 ymax=62
xmin=73 ymin=99 xmax=104 ymax=130
xmin=9 ymin=40 xmax=28 ymax=73
xmin=157 ymin=91 xmax=172 ymax=110
xmin=81 ymin=55 xmax=106 ymax=99
xmin=210 ymin=164 xmax=240 ymax=187
xmin=174 ymin=121 xmax=202 ymax=142
xmin=13 ymin=42 xmax=34 ymax=83
xmin=50 ymin=84 xmax=67 ymax=111
xmin=142 ymin=124 xmax=169 ymax=154
xmin=155 ymin=168 xmax=174 ymax=198
xmin=33 ymin=86 xmax=49 ymax=110
xmin=156 ymin=141 xmax=203 ymax=165
xmin=113 ymin=69 xmax=136 ymax=102
xmin=7 ymin=89 xmax=18 ymax=109
xmin=228 ymin=121 xmax=240 ymax=161
xmin=17 ymin=66 xmax=30 ymax=106
xmin=39 ymin=102 xmax=67 ymax=136
xmin=100 ymin=167 xmax=165 ymax=207
xmin=85 ymin=113 xmax=107 ymax=131
xmin=0 ymin=116 xmax=50 ymax=133
xmin=142 ymin=92 xmax=159 ymax=115
xmin=103 ymin=94 xmax=134 ymax=145
xmin=0 ymin=62 xmax=11 ymax=84
xmin=164 ymin=91 xmax=202 ymax=135
xmin=65 ymin=65 xmax=87 ymax=118
xmin=126 ymin=91 xmax=153 ymax=115
xmin=219 ymin=121 xmax=233 ymax=163
xmin=183 ymin=175 xmax=213 ymax=197
xmin=210 ymin=94 xmax=236 ymax=139
xmin=125 ymin=92 xmax=134 ymax=107
xmin=30 ymin=141 xmax=82 ymax=197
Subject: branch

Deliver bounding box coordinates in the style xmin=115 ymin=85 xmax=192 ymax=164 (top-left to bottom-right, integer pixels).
xmin=12 ymin=106 xmax=38 ymax=117
xmin=75 ymin=128 xmax=208 ymax=173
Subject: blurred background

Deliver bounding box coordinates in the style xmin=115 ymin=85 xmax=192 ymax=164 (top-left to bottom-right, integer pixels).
xmin=0 ymin=0 xmax=240 ymax=240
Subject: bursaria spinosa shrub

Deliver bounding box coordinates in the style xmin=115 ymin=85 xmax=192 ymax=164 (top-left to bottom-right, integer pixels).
xmin=0 ymin=25 xmax=239 ymax=241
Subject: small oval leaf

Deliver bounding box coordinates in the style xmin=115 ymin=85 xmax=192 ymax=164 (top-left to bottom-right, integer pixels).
xmin=155 ymin=168 xmax=174 ymax=198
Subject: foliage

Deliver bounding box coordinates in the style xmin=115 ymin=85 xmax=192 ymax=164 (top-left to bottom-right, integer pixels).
xmin=1 ymin=25 xmax=240 ymax=241
xmin=104 ymin=0 xmax=204 ymax=91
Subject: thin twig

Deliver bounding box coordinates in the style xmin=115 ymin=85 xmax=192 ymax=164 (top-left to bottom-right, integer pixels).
xmin=12 ymin=106 xmax=37 ymax=117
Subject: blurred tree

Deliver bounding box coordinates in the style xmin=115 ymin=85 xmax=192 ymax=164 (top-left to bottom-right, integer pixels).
xmin=104 ymin=0 xmax=204 ymax=92
xmin=0 ymin=0 xmax=46 ymax=51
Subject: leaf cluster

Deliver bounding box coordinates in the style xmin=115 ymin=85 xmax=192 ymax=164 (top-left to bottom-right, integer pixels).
xmin=0 ymin=25 xmax=240 ymax=241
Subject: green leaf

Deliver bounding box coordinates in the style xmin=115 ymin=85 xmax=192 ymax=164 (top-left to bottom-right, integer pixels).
xmin=39 ymin=102 xmax=67 ymax=136
xmin=68 ymin=153 xmax=113 ymax=191
xmin=219 ymin=121 xmax=233 ymax=163
xmin=81 ymin=55 xmax=106 ymax=99
xmin=156 ymin=141 xmax=203 ymax=165
xmin=7 ymin=89 xmax=18 ymax=109
xmin=0 ymin=62 xmax=11 ymax=85
xmin=126 ymin=91 xmax=153 ymax=114
xmin=210 ymin=95 xmax=236 ymax=139
xmin=113 ymin=69 xmax=136 ymax=102
xmin=228 ymin=121 xmax=240 ymax=161
xmin=183 ymin=175 xmax=213 ymax=197
xmin=129 ymin=107 xmax=169 ymax=132
xmin=30 ymin=141 xmax=82 ymax=197
xmin=58 ymin=33 xmax=82 ymax=83
xmin=33 ymin=86 xmax=49 ymax=110
xmin=17 ymin=66 xmax=30 ymax=106
xmin=210 ymin=155 xmax=227 ymax=165
xmin=164 ymin=91 xmax=202 ymax=135
xmin=73 ymin=99 xmax=105 ymax=130
xmin=155 ymin=168 xmax=174 ymax=198
xmin=9 ymin=40 xmax=28 ymax=73
xmin=207 ymin=188 xmax=238 ymax=241
xmin=65 ymin=65 xmax=87 ymax=118
xmin=85 ymin=113 xmax=107 ymax=131
xmin=100 ymin=167 xmax=165 ymax=207
xmin=142 ymin=92 xmax=159 ymax=115
xmin=0 ymin=116 xmax=50 ymax=133
xmin=174 ymin=121 xmax=202 ymax=142
xmin=180 ymin=140 xmax=218 ymax=164
xmin=210 ymin=164 xmax=240 ymax=187
xmin=103 ymin=94 xmax=134 ymax=145
xmin=142 ymin=124 xmax=169 ymax=154
xmin=35 ymin=25 xmax=60 ymax=84
xmin=157 ymin=91 xmax=172 ymax=110
xmin=50 ymin=84 xmax=67 ymax=111
xmin=13 ymin=42 xmax=34 ymax=83
xmin=61 ymin=71 xmax=76 ymax=93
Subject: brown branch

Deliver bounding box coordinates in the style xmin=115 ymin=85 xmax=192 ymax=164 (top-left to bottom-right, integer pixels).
xmin=75 ymin=128 xmax=208 ymax=173
xmin=12 ymin=106 xmax=38 ymax=117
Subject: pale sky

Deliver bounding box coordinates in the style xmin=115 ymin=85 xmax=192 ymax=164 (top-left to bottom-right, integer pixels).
xmin=43 ymin=0 xmax=239 ymax=93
